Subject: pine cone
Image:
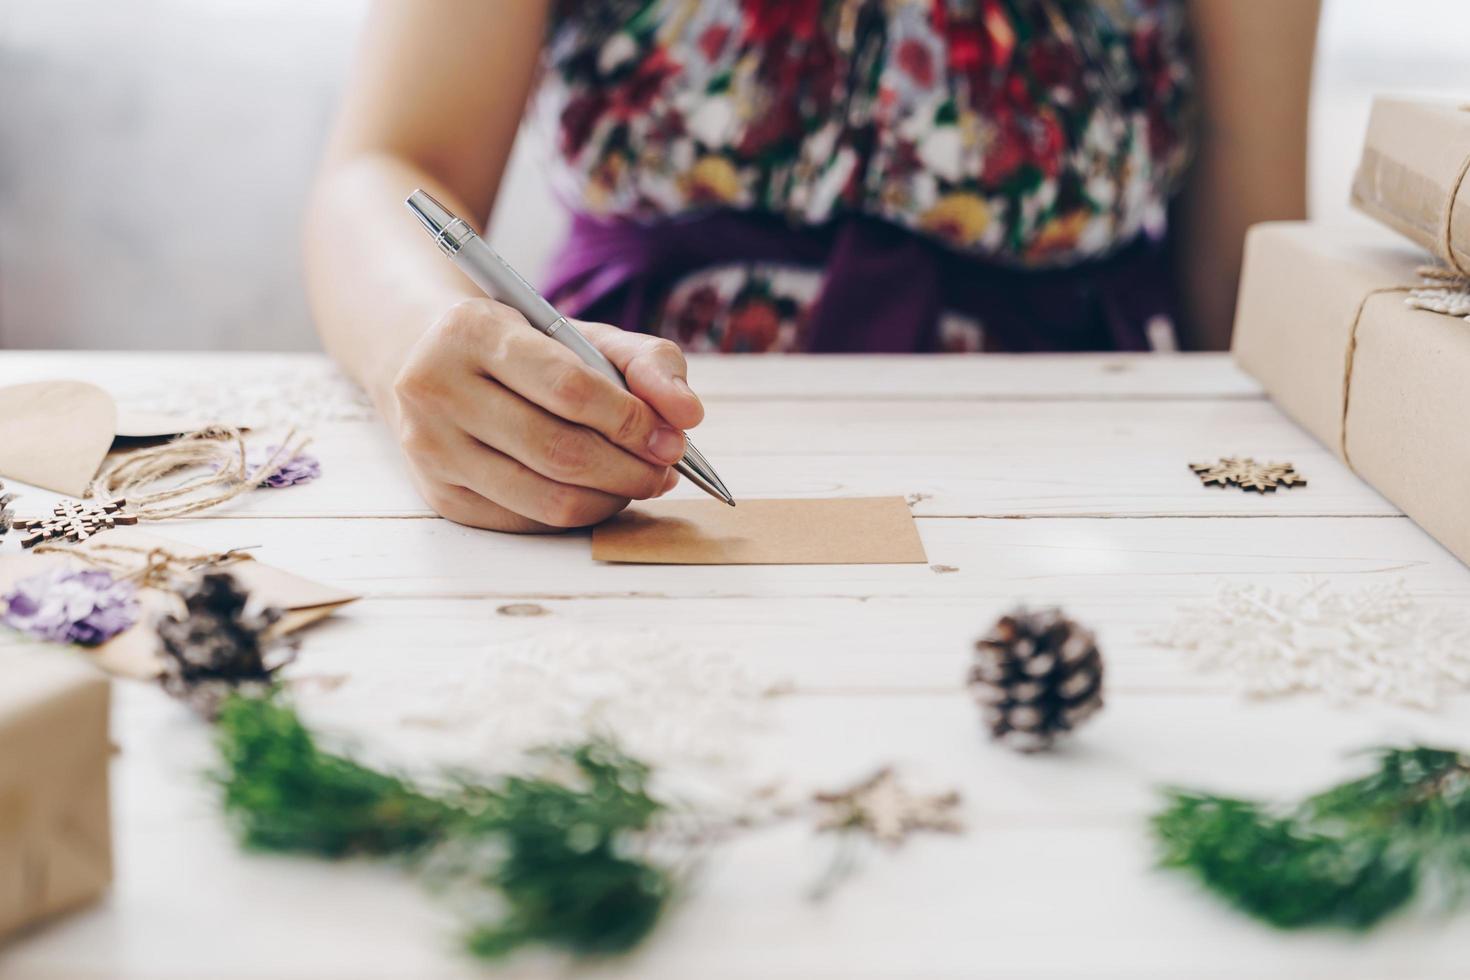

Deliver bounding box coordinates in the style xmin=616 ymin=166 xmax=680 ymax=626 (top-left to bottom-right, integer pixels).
xmin=968 ymin=607 xmax=1104 ymax=752
xmin=157 ymin=572 xmax=296 ymax=718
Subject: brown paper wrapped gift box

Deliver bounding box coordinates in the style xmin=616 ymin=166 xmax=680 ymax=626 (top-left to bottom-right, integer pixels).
xmin=0 ymin=648 xmax=112 ymax=943
xmin=1351 ymin=97 xmax=1470 ymax=273
xmin=1233 ymin=221 xmax=1470 ymax=567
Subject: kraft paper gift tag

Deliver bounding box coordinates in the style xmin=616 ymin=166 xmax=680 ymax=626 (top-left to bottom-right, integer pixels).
xmin=0 ymin=527 xmax=359 ymax=679
xmin=0 ymin=647 xmax=112 ymax=941
xmin=592 ymin=497 xmax=928 ymax=565
xmin=0 ymin=382 xmax=117 ymax=497
xmin=0 ymin=380 xmax=245 ymax=496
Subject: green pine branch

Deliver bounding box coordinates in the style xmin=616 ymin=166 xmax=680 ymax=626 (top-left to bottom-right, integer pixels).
xmin=215 ymin=692 xmax=453 ymax=856
xmin=213 ymin=691 xmax=674 ymax=961
xmin=1154 ymin=746 xmax=1470 ymax=930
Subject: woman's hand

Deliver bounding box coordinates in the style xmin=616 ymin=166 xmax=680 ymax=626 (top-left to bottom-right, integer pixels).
xmin=389 ymin=298 xmax=704 ymax=532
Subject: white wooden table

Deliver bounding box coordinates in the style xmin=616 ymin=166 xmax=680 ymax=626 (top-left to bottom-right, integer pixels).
xmin=5 ymin=351 xmax=1470 ymax=980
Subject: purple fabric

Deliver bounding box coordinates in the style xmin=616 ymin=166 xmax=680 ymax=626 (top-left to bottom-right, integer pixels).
xmin=544 ymin=210 xmax=1178 ymax=353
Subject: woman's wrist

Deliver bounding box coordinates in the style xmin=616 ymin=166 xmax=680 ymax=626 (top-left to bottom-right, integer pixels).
xmin=349 ymin=298 xmax=478 ymax=433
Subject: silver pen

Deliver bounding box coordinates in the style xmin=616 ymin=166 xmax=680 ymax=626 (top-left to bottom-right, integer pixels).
xmin=406 ymin=189 xmax=735 ymax=507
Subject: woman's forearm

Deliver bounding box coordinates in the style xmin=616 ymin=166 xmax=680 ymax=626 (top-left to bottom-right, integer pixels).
xmin=300 ymin=1 xmax=706 ymax=533
xmin=301 ymin=0 xmax=549 ymax=415
xmin=303 ymin=154 xmax=485 ymax=420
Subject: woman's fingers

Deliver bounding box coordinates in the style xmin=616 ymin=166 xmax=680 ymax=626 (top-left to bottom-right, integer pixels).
xmin=404 ymin=429 xmax=648 ymax=532
xmin=445 ymin=434 xmax=632 ymax=529
xmin=393 ymin=298 xmax=693 ymax=531
xmin=477 ymin=312 xmax=688 ymax=466
xmin=576 ymin=320 xmax=705 ymax=431
xmin=414 ymin=480 xmax=551 ymax=534
xmin=449 ymin=374 xmax=673 ymax=501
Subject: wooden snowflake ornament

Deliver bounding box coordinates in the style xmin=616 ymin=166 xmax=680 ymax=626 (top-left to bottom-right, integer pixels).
xmin=14 ymin=498 xmax=138 ymax=549
xmin=1189 ymin=457 xmax=1307 ymax=493
xmin=814 ymin=768 xmax=963 ymax=846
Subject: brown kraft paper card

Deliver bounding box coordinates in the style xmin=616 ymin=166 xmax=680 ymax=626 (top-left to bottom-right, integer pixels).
xmin=592 ymin=497 xmax=928 ymax=565
xmin=0 ymin=379 xmax=252 ymax=497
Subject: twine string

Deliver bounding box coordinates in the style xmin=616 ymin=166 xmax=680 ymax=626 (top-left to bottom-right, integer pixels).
xmin=1337 ymin=286 xmax=1416 ymax=471
xmin=1337 ymin=122 xmax=1470 ymax=465
xmin=31 ymin=541 xmax=256 ymax=588
xmin=87 ymin=426 xmax=307 ymax=521
xmin=1441 ymin=151 xmax=1470 ymax=277
xmin=1339 ymin=256 xmax=1470 ymax=468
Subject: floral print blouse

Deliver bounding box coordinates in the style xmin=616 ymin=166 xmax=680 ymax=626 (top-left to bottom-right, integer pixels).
xmin=538 ymin=0 xmax=1197 ymax=353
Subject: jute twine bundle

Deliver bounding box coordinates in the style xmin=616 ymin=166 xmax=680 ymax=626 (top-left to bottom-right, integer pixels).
xmin=1441 ymin=149 xmax=1469 ymax=277
xmin=32 ymin=540 xmax=254 ymax=589
xmin=88 ymin=426 xmax=308 ymax=520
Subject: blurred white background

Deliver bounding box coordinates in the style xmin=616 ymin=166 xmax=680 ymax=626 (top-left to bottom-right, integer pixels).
xmin=0 ymin=0 xmax=1466 ymax=350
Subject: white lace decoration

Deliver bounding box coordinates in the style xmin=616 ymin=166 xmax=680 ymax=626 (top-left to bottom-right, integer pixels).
xmin=291 ymin=629 xmax=784 ymax=800
xmin=114 ymin=363 xmax=376 ymax=427
xmin=1146 ymin=580 xmax=1470 ymax=709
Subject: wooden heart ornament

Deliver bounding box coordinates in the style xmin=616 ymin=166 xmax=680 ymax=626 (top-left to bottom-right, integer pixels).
xmin=0 ymin=381 xmax=118 ymax=496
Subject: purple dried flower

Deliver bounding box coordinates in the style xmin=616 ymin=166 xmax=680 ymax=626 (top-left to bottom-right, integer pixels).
xmin=1 ymin=567 xmax=139 ymax=646
xmin=251 ymin=445 xmax=321 ymax=489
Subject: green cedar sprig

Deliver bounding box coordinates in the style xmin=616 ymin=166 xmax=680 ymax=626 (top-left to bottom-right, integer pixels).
xmin=213 ymin=691 xmax=674 ymax=960
xmin=215 ymin=690 xmax=453 ymax=856
xmin=1154 ymin=746 xmax=1470 ymax=930
xmin=450 ymin=742 xmax=671 ymax=958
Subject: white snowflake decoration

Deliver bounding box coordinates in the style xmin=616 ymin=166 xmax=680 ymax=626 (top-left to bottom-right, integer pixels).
xmin=291 ymin=629 xmax=783 ymax=802
xmin=115 ymin=362 xmax=375 ymax=428
xmin=1146 ymin=580 xmax=1470 ymax=709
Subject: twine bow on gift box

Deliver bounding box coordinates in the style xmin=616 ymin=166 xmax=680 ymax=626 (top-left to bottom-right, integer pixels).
xmin=1433 ymin=116 xmax=1470 ymax=277
xmin=1404 ymin=108 xmax=1470 ymax=316
xmin=1337 ymin=265 xmax=1469 ymax=472
xmin=1337 ymin=102 xmax=1470 ymax=463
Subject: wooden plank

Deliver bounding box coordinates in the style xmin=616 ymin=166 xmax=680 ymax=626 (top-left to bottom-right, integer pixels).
xmin=689 ymin=351 xmax=1265 ymax=400
xmin=8 ymin=683 xmax=1467 ymax=980
xmin=685 ymin=397 xmax=1310 ymax=453
xmin=102 ymin=590 xmax=1429 ymax=697
xmin=3 ymin=400 xmax=1396 ymax=519
xmin=114 ymin=514 xmax=1470 ymax=601
xmin=0 ymin=351 xmax=1262 ymax=402
xmin=275 ymin=595 xmax=1226 ymax=696
xmin=266 ymin=689 xmax=1470 ymax=827
xmin=10 ymin=582 xmax=1462 ymax=698
xmin=14 ymin=821 xmax=1466 ymax=980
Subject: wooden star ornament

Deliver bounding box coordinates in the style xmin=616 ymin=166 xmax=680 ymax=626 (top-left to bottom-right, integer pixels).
xmin=814 ymin=768 xmax=963 ymax=846
xmin=1189 ymin=457 xmax=1307 ymax=493
xmin=14 ymin=498 xmax=138 ymax=549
